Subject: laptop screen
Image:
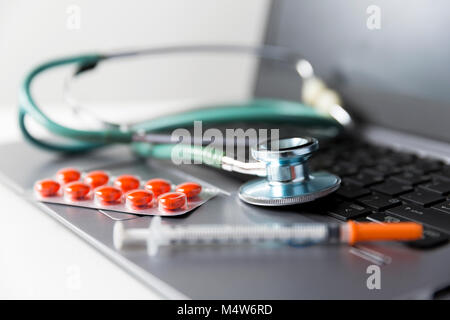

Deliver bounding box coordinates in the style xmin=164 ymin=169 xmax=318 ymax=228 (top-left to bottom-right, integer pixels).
xmin=254 ymin=0 xmax=450 ymax=142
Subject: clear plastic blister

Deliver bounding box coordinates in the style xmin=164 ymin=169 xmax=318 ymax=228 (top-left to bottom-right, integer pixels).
xmin=32 ymin=168 xmax=218 ymax=216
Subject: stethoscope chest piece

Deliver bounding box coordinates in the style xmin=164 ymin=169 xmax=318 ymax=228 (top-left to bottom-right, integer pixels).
xmin=238 ymin=137 xmax=341 ymax=206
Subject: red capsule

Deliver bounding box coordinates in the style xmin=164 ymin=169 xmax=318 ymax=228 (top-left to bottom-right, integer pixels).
xmin=114 ymin=175 xmax=140 ymax=192
xmin=56 ymin=168 xmax=81 ymax=184
xmin=126 ymin=189 xmax=153 ymax=209
xmin=35 ymin=179 xmax=60 ymax=197
xmin=145 ymin=178 xmax=171 ymax=197
xmin=158 ymin=192 xmax=187 ymax=211
xmin=176 ymin=182 xmax=202 ymax=198
xmin=94 ymin=186 xmax=122 ymax=205
xmin=84 ymin=170 xmax=109 ymax=188
xmin=64 ymin=182 xmax=90 ymax=201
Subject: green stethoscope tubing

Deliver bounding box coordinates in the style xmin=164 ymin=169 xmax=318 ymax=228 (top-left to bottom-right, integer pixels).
xmin=18 ymin=52 xmax=343 ymax=166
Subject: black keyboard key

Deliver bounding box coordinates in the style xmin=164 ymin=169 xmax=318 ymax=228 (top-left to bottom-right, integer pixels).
xmin=336 ymin=184 xmax=370 ymax=199
xmin=311 ymin=154 xmax=335 ymax=169
xmin=431 ymin=173 xmax=450 ymax=182
xmin=301 ymin=195 xmax=344 ymax=214
xmin=392 ymin=153 xmax=417 ymax=165
xmin=367 ymin=212 xmax=404 ymax=223
xmin=400 ymin=190 xmax=445 ymax=207
xmin=366 ymin=164 xmax=403 ymax=177
xmin=357 ymin=194 xmax=401 ymax=211
xmin=333 ymin=150 xmax=353 ymax=160
xmin=380 ymin=153 xmax=416 ymax=166
xmin=326 ymin=202 xmax=372 ymax=221
xmin=440 ymin=165 xmax=450 ymax=179
xmin=371 ymin=179 xmax=413 ymax=196
xmin=369 ymin=145 xmax=392 ymax=157
xmin=329 ymin=163 xmax=359 ymax=176
xmin=345 ymin=172 xmax=384 ymax=187
xmin=433 ymin=200 xmax=450 ymax=214
xmin=419 ymin=179 xmax=450 ymax=195
xmin=407 ymin=228 xmax=449 ymax=249
xmin=378 ymin=158 xmax=398 ymax=167
xmin=391 ymin=171 xmax=431 ymax=185
xmin=353 ymin=155 xmax=376 ymax=167
xmin=402 ymin=165 xmax=425 ymax=175
xmin=386 ymin=205 xmax=450 ymax=234
xmin=354 ymin=216 xmax=372 ymax=222
xmin=404 ymin=159 xmax=442 ymax=175
xmin=367 ymin=212 xmax=448 ymax=248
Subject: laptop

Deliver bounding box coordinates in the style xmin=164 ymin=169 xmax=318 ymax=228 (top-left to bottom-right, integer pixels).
xmin=0 ymin=0 xmax=449 ymax=299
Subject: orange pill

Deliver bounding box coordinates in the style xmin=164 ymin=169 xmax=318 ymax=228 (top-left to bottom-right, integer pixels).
xmin=94 ymin=186 xmax=122 ymax=205
xmin=145 ymin=178 xmax=171 ymax=197
xmin=114 ymin=175 xmax=140 ymax=192
xmin=126 ymin=189 xmax=153 ymax=209
xmin=176 ymin=182 xmax=202 ymax=198
xmin=35 ymin=179 xmax=60 ymax=197
xmin=64 ymin=182 xmax=90 ymax=201
xmin=84 ymin=170 xmax=109 ymax=188
xmin=158 ymin=192 xmax=187 ymax=211
xmin=56 ymin=168 xmax=81 ymax=184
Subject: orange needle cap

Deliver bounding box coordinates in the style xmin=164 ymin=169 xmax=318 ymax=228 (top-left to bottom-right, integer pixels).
xmin=347 ymin=220 xmax=423 ymax=245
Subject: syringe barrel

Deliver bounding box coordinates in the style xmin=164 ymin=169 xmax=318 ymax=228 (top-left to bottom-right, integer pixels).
xmin=158 ymin=224 xmax=330 ymax=242
xmin=147 ymin=220 xmax=341 ymax=255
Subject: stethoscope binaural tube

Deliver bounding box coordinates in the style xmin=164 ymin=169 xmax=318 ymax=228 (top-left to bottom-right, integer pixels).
xmin=18 ymin=45 xmax=347 ymax=157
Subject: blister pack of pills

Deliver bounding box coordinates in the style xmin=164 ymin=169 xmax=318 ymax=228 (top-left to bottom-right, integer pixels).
xmin=32 ymin=168 xmax=219 ymax=216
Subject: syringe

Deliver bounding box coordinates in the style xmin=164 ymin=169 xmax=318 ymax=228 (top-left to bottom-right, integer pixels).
xmin=113 ymin=217 xmax=423 ymax=256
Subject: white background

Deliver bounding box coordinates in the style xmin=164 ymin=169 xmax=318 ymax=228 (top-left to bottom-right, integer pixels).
xmin=0 ymin=0 xmax=269 ymax=109
xmin=0 ymin=0 xmax=269 ymax=299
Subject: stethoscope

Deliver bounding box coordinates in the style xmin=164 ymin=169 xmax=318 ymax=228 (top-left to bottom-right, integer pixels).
xmin=19 ymin=45 xmax=351 ymax=206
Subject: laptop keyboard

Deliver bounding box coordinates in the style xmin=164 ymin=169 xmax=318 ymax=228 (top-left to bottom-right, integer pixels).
xmin=308 ymin=138 xmax=450 ymax=249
